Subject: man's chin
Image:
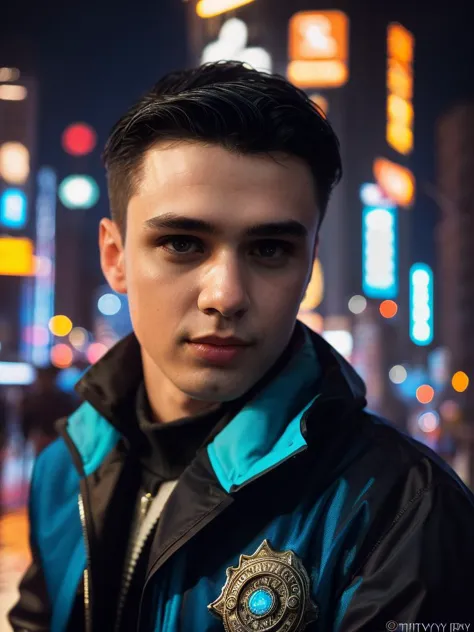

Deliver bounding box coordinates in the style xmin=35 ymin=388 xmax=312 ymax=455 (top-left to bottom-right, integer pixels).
xmin=178 ymin=377 xmax=251 ymax=403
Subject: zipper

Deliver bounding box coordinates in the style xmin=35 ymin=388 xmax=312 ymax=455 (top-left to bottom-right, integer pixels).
xmin=115 ymin=482 xmax=177 ymax=632
xmin=78 ymin=494 xmax=92 ymax=632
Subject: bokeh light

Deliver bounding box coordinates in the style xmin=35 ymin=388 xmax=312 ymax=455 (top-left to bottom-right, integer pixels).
xmin=23 ymin=325 xmax=49 ymax=347
xmin=440 ymin=399 xmax=461 ymax=423
xmin=452 ymin=371 xmax=469 ymax=393
xmin=58 ymin=175 xmax=99 ymax=210
xmin=416 ymin=384 xmax=435 ymax=405
xmin=69 ymin=327 xmax=89 ymax=350
xmin=87 ymin=342 xmax=108 ymax=364
xmin=62 ymin=123 xmax=97 ymax=156
xmin=0 ymin=67 xmax=20 ymax=82
xmin=0 ymin=142 xmax=30 ymax=184
xmin=379 ymin=299 xmax=398 ymax=319
xmin=51 ymin=344 xmax=74 ymax=369
xmin=49 ymin=315 xmax=73 ymax=337
xmin=348 ymin=295 xmax=367 ymax=315
xmin=0 ymin=189 xmax=27 ymax=229
xmin=389 ymin=365 xmax=407 ymax=384
xmin=0 ymin=85 xmax=27 ymax=101
xmin=98 ymin=293 xmax=122 ymax=316
xmin=56 ymin=366 xmax=83 ymax=393
xmin=417 ymin=411 xmax=439 ymax=433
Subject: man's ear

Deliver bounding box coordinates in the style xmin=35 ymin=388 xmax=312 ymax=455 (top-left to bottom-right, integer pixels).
xmin=99 ymin=218 xmax=127 ymax=294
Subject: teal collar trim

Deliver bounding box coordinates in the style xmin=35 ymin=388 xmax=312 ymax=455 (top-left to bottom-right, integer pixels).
xmin=207 ymin=328 xmax=321 ymax=493
xmin=66 ymin=402 xmax=121 ymax=476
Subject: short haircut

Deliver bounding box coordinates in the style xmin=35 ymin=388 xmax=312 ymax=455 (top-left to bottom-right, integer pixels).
xmin=103 ymin=61 xmax=342 ymax=238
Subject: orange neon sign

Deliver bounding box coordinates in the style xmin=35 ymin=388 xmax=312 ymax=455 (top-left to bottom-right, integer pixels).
xmin=373 ymin=158 xmax=415 ymax=207
xmin=387 ymin=23 xmax=414 ymax=155
xmin=288 ymin=11 xmax=349 ymax=89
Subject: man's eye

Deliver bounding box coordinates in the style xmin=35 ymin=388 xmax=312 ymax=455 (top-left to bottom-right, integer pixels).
xmin=160 ymin=236 xmax=203 ymax=255
xmin=251 ymin=240 xmax=293 ymax=259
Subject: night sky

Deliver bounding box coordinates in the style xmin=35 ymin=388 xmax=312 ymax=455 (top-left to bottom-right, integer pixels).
xmin=2 ymin=0 xmax=474 ymax=284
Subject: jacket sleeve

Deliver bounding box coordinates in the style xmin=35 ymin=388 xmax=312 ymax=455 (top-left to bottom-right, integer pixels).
xmin=7 ymin=452 xmax=53 ymax=632
xmin=333 ymin=480 xmax=474 ymax=631
xmin=7 ymin=543 xmax=52 ymax=632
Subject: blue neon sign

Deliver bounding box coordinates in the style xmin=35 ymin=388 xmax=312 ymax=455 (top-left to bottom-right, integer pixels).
xmin=0 ymin=188 xmax=27 ymax=229
xmin=409 ymin=263 xmax=434 ymax=346
xmin=362 ymin=205 xmax=398 ymax=299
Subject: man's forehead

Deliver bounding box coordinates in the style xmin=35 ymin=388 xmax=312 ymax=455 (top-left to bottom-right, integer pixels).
xmin=139 ymin=142 xmax=316 ymax=195
xmin=130 ymin=142 xmax=318 ymax=227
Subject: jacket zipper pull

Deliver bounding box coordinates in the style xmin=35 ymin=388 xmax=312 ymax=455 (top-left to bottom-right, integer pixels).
xmin=140 ymin=493 xmax=153 ymax=523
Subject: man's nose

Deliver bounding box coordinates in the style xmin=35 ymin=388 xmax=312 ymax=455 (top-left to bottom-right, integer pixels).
xmin=197 ymin=254 xmax=250 ymax=319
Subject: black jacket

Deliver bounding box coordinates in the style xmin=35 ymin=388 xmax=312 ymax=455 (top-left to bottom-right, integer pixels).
xmin=9 ymin=325 xmax=474 ymax=631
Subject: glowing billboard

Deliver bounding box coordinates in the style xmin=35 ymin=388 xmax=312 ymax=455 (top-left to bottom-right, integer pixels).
xmin=0 ymin=236 xmax=34 ymax=276
xmin=288 ymin=11 xmax=349 ymax=88
xmin=362 ymin=205 xmax=398 ymax=299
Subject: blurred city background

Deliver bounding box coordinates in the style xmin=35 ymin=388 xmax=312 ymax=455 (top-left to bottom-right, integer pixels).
xmin=1 ymin=0 xmax=474 ymax=624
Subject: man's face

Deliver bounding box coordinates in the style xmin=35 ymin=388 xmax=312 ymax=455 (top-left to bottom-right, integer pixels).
xmin=101 ymin=142 xmax=320 ymax=403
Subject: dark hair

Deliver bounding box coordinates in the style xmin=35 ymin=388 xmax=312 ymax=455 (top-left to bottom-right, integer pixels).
xmin=103 ymin=61 xmax=342 ymax=237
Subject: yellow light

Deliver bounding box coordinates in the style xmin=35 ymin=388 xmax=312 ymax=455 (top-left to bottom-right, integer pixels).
xmin=386 ymin=23 xmax=414 ymax=156
xmin=0 ymin=85 xmax=27 ymax=101
xmin=416 ymin=384 xmax=435 ymax=405
xmin=0 ymin=142 xmax=30 ymax=184
xmin=387 ymin=61 xmax=413 ymax=100
xmin=387 ymin=94 xmax=414 ymax=125
xmin=373 ymin=157 xmax=415 ymax=207
xmin=0 ymin=237 xmax=34 ymax=276
xmin=289 ymin=11 xmax=349 ymax=62
xmin=287 ymin=60 xmax=348 ymax=89
xmin=386 ymin=122 xmax=414 ymax=155
xmin=196 ymin=0 xmax=255 ymax=18
xmin=388 ymin=23 xmax=414 ymax=64
xmin=51 ymin=344 xmax=73 ymax=369
xmin=300 ymin=259 xmax=324 ymax=311
xmin=452 ymin=371 xmax=469 ymax=393
xmin=49 ymin=315 xmax=73 ymax=337
xmin=309 ymin=93 xmax=329 ymax=116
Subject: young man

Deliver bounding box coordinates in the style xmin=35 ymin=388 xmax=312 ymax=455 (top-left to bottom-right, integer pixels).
xmin=9 ymin=62 xmax=474 ymax=632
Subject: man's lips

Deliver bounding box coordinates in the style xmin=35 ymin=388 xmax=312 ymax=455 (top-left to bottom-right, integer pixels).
xmin=188 ymin=335 xmax=252 ymax=347
xmin=186 ymin=336 xmax=254 ymax=365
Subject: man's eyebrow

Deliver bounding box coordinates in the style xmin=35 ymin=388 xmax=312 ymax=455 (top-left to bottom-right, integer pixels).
xmin=143 ymin=213 xmax=308 ymax=238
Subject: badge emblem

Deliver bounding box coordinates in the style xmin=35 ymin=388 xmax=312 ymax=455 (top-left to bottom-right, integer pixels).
xmin=208 ymin=539 xmax=318 ymax=631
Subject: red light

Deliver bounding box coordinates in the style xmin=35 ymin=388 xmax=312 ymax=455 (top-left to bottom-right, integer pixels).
xmin=379 ymin=300 xmax=398 ymax=319
xmin=416 ymin=384 xmax=435 ymax=405
xmin=62 ymin=123 xmax=97 ymax=156
xmin=51 ymin=344 xmax=74 ymax=369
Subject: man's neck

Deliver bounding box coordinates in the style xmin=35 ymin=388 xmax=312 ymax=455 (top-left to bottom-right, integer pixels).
xmin=141 ymin=352 xmax=220 ymax=424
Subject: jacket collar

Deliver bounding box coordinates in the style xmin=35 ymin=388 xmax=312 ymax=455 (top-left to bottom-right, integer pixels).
xmin=75 ymin=324 xmax=366 ymax=430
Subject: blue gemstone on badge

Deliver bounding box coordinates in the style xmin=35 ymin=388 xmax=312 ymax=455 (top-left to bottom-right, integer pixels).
xmin=248 ymin=588 xmax=274 ymax=616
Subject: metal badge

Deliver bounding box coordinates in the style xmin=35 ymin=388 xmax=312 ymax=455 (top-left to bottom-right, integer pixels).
xmin=208 ymin=539 xmax=318 ymax=631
